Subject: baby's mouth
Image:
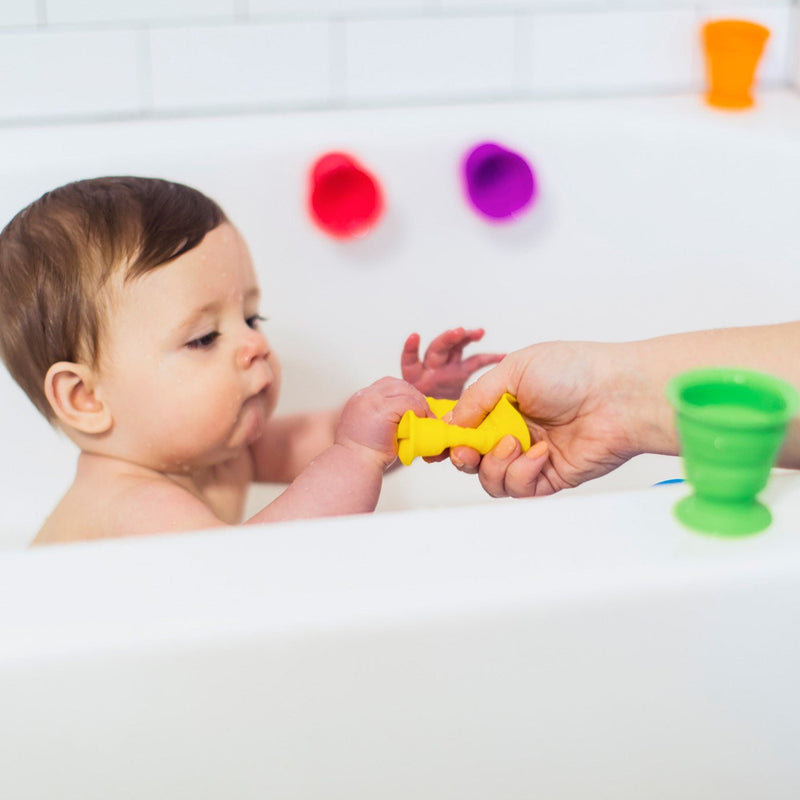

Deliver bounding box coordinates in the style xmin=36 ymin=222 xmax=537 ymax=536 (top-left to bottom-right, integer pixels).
xmin=238 ymin=387 xmax=270 ymax=444
xmin=247 ymin=383 xmax=273 ymax=419
xmin=250 ymin=382 xmax=271 ymax=402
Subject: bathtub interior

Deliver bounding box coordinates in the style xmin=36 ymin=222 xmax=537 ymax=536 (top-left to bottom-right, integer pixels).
xmin=2 ymin=96 xmax=799 ymax=547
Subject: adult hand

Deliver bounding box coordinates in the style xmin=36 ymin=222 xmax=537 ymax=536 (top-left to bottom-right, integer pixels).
xmin=450 ymin=341 xmax=646 ymax=497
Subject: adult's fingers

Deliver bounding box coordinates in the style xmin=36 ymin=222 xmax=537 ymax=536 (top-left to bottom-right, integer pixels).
xmin=449 ymin=444 xmax=482 ymax=474
xmin=491 ymin=440 xmax=550 ymax=497
xmin=451 ymin=358 xmax=514 ymax=429
xmin=476 ymin=435 xmax=521 ymax=497
xmin=450 ymin=437 xmax=549 ymax=497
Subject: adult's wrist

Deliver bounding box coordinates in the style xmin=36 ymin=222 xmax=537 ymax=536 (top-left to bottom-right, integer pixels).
xmin=618 ymin=339 xmax=680 ymax=459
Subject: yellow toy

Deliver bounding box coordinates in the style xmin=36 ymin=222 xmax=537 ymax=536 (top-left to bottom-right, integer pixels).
xmin=396 ymin=393 xmax=531 ymax=466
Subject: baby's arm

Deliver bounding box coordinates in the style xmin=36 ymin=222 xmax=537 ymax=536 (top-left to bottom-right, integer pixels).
xmin=251 ymin=408 xmax=341 ymax=483
xmin=245 ymin=378 xmax=430 ymax=524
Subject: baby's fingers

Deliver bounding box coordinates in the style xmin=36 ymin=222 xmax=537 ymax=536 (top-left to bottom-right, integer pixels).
xmin=423 ymin=451 xmax=450 ymax=463
xmin=389 ymin=386 xmax=432 ymax=421
xmin=459 ymin=327 xmax=488 ymax=344
xmin=459 ymin=352 xmax=506 ymax=374
xmin=423 ymin=327 xmax=466 ymax=369
xmin=401 ymin=333 xmax=422 ymax=370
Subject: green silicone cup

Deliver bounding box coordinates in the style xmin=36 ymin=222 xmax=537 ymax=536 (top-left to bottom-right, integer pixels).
xmin=666 ymin=367 xmax=800 ymax=537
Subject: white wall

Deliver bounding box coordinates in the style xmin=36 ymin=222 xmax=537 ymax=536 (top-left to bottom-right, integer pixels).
xmin=793 ymin=0 xmax=800 ymax=84
xmin=0 ymin=0 xmax=796 ymax=125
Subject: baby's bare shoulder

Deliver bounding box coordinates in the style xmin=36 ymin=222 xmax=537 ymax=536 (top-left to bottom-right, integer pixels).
xmin=110 ymin=475 xmax=226 ymax=537
xmin=35 ymin=468 xmax=228 ymax=546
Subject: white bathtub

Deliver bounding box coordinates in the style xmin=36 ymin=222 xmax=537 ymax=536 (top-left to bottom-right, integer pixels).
xmin=1 ymin=92 xmax=800 ymax=797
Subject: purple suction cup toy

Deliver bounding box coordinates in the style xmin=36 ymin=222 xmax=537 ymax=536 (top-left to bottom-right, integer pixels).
xmin=463 ymin=142 xmax=537 ymax=222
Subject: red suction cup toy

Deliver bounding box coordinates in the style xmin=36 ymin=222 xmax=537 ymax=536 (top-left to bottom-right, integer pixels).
xmin=308 ymin=153 xmax=384 ymax=239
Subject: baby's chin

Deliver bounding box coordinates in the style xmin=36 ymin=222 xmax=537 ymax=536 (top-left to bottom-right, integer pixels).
xmin=153 ymin=429 xmax=255 ymax=472
xmin=144 ymin=393 xmax=275 ymax=470
xmin=238 ymin=389 xmax=273 ymax=445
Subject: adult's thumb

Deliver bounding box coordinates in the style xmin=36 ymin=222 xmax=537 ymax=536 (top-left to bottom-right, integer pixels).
xmin=451 ymin=362 xmax=512 ymax=428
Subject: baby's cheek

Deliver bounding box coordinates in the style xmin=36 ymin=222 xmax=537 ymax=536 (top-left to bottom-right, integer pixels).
xmin=180 ymin=379 xmax=236 ymax=431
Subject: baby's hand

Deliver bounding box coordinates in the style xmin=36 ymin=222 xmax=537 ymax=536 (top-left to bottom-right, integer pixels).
xmin=335 ymin=377 xmax=431 ymax=469
xmin=401 ymin=328 xmax=505 ymax=400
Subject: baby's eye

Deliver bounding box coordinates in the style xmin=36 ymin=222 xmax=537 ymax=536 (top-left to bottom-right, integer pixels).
xmin=246 ymin=314 xmax=268 ymax=329
xmin=186 ymin=331 xmax=220 ymax=349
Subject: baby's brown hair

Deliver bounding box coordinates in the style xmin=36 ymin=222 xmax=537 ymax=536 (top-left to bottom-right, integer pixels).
xmin=0 ymin=176 xmax=227 ymax=421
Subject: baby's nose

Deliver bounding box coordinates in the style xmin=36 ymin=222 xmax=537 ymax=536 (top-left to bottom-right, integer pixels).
xmin=237 ymin=330 xmax=269 ymax=369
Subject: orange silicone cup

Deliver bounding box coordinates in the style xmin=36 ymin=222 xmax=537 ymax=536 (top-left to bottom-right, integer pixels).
xmin=702 ymin=20 xmax=770 ymax=109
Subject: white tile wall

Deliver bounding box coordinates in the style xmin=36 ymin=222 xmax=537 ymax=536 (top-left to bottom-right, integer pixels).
xmin=345 ymin=16 xmax=517 ymax=101
xmin=520 ymin=9 xmax=700 ymax=95
xmin=0 ymin=1 xmax=38 ymax=26
xmin=150 ymin=22 xmax=331 ymax=110
xmin=250 ymin=0 xmax=432 ymax=16
xmin=0 ymin=29 xmax=140 ymax=121
xmin=794 ymin=5 xmax=800 ymax=85
xmin=441 ymin=0 xmax=612 ymax=9
xmin=45 ymin=0 xmax=238 ymax=25
xmin=0 ymin=0 xmax=794 ymax=124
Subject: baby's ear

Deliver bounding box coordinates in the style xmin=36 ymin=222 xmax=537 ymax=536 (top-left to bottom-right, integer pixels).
xmin=44 ymin=362 xmax=112 ymax=435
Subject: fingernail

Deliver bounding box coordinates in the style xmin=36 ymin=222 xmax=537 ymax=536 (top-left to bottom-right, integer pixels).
xmin=527 ymin=440 xmax=548 ymax=459
xmin=494 ymin=435 xmax=518 ymax=460
xmin=452 ymin=456 xmax=464 ymax=469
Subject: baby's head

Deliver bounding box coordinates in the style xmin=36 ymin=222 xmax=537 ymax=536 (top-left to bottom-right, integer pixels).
xmin=0 ymin=176 xmax=280 ymax=471
xmin=0 ymin=176 xmax=227 ymax=420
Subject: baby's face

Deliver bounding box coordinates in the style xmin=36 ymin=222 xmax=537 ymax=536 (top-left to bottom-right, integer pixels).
xmin=96 ymin=223 xmax=281 ymax=472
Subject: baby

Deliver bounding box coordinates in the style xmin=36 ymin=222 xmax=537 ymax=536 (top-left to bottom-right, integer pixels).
xmin=0 ymin=177 xmax=502 ymax=545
